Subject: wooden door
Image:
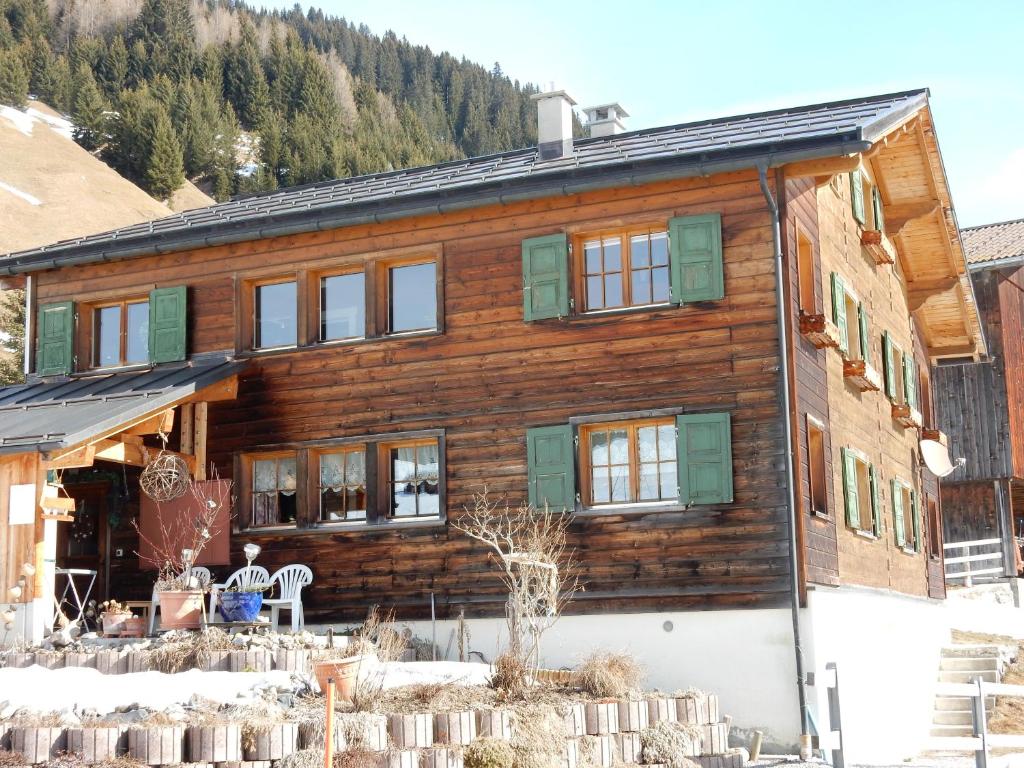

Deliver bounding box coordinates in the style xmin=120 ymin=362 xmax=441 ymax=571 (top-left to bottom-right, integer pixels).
xmin=57 ymin=482 xmax=109 ymax=602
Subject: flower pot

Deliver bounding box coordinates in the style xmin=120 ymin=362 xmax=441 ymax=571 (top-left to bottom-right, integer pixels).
xmin=157 ymin=590 xmax=204 ymax=630
xmin=219 ymin=590 xmax=263 ymax=622
xmin=102 ymin=612 xmax=132 ymax=637
xmin=313 ymin=654 xmax=374 ymax=703
xmin=122 ymin=616 xmax=146 ymax=638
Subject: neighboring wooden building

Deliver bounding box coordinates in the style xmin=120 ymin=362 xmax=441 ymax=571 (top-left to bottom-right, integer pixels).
xmin=0 ymin=89 xmax=983 ymax=760
xmin=935 ymin=218 xmax=1024 ymax=579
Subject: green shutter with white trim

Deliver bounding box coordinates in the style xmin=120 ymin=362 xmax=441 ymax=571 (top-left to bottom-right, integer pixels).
xmin=904 ymin=355 xmax=917 ymax=410
xmin=872 ymin=186 xmax=885 ymax=232
xmin=883 ymin=331 xmax=896 ymax=400
xmin=911 ymin=490 xmax=921 ymax=553
xmin=526 ymin=425 xmax=575 ymax=511
xmin=669 ymin=213 xmax=724 ymax=303
xmin=842 ymin=448 xmax=859 ymax=528
xmin=149 ymin=286 xmax=187 ymax=363
xmin=892 ymin=479 xmax=906 ymax=548
xmin=870 ymin=464 xmax=882 ymax=536
xmin=36 ymin=301 xmax=74 ymax=376
xmin=522 ymin=234 xmax=569 ymax=321
xmin=677 ymin=412 xmax=733 ymax=505
xmin=831 ymin=273 xmax=848 ymax=354
xmin=850 ymin=170 xmax=865 ymax=226
xmin=857 ymin=303 xmax=869 ymax=362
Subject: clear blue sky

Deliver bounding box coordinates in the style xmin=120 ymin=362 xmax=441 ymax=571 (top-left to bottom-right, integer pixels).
xmin=256 ymin=0 xmax=1024 ymax=227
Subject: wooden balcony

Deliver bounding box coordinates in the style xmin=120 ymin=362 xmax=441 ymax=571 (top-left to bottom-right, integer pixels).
xmin=922 ymin=428 xmax=948 ymax=447
xmin=861 ymin=229 xmax=896 ymax=265
xmin=799 ymin=313 xmax=841 ymax=350
xmin=892 ymin=404 xmax=923 ymax=429
xmin=843 ymin=359 xmax=882 ymax=392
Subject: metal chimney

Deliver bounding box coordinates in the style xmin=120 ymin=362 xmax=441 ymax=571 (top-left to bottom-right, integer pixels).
xmin=582 ymin=103 xmax=629 ymax=137
xmin=531 ymin=90 xmax=577 ymax=160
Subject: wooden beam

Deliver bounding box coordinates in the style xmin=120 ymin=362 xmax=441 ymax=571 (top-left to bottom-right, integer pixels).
xmin=184 ymin=375 xmax=239 ymax=404
xmin=885 ymin=200 xmax=941 ymax=237
xmin=194 ymin=401 xmax=208 ymax=481
xmin=123 ymin=409 xmax=175 ymax=436
xmin=931 ymin=343 xmax=979 ymax=358
xmin=180 ymin=403 xmax=194 ymax=455
xmin=908 ymin=276 xmax=961 ymax=311
xmin=93 ymin=438 xmax=147 ymax=466
xmin=783 ymin=155 xmax=861 ymax=181
xmin=43 ymin=444 xmax=96 ymax=470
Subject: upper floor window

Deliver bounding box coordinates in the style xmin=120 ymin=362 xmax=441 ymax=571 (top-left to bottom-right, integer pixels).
xmin=883 ymin=332 xmax=918 ymax=408
xmin=254 ymin=280 xmax=297 ymax=349
xmin=807 ymin=417 xmax=828 ymax=517
xmin=796 ymin=228 xmax=815 ymax=315
xmin=93 ymin=298 xmax=149 ymax=368
xmin=579 ymin=229 xmax=670 ymax=311
xmin=891 ymin=477 xmax=920 ymax=553
xmin=581 ymin=419 xmax=677 ymax=506
xmin=388 ymin=261 xmax=437 ymax=334
xmin=386 ymin=439 xmax=440 ymax=517
xmin=830 ymin=273 xmax=869 ymax=362
xmin=320 ymin=272 xmax=365 ymax=342
xmin=251 ymin=453 xmax=298 ymax=528
xmin=841 ymin=447 xmax=880 ymax=537
xmin=318 ymin=447 xmax=366 ymax=521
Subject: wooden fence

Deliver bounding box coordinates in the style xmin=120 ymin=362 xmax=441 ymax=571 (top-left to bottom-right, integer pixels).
xmin=944 ymin=538 xmax=1006 ymax=586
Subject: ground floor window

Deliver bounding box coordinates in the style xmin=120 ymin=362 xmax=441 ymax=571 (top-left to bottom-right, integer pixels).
xmin=385 ymin=439 xmax=440 ymax=518
xmin=251 ymin=453 xmax=298 ymax=527
xmin=581 ymin=419 xmax=676 ymax=507
xmin=318 ymin=447 xmax=366 ymax=521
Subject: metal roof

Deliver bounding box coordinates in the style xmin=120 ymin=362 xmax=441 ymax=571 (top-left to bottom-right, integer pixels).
xmin=0 ymin=89 xmax=930 ymax=274
xmin=962 ymin=217 xmax=1024 ymax=269
xmin=0 ymin=355 xmax=245 ymax=454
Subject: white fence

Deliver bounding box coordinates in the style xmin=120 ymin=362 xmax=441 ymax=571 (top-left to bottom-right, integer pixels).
xmin=945 ymin=538 xmax=1005 ymax=586
xmin=930 ymin=679 xmax=1024 ymax=767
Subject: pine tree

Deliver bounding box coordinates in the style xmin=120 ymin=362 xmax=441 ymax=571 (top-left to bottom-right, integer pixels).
xmin=0 ymin=289 xmax=26 ymax=387
xmin=144 ymin=105 xmax=185 ymax=199
xmin=296 ymin=50 xmax=340 ymax=129
xmin=0 ymin=48 xmax=30 ymax=108
xmin=71 ymin=63 xmax=107 ymax=150
xmin=99 ymin=34 xmax=129 ymax=96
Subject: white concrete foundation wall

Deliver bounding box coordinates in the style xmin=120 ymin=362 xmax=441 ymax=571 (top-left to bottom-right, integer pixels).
xmin=391 ymin=608 xmax=801 ymax=749
xmin=803 ymin=586 xmax=949 ymax=765
xmin=0 ymin=598 xmax=48 ymax=648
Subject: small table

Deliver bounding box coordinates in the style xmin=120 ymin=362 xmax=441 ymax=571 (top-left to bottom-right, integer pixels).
xmin=55 ymin=568 xmax=97 ymax=628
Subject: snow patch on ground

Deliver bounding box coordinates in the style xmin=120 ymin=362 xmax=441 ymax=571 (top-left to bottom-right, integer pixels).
xmin=26 ymin=107 xmax=74 ymax=139
xmin=369 ymin=660 xmax=491 ymax=690
xmin=0 ymin=180 xmax=42 ymax=205
xmin=0 ymin=104 xmax=74 ymax=139
xmin=0 ymin=105 xmax=35 ymax=136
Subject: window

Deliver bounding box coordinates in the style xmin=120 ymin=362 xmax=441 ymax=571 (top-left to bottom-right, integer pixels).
xmin=891 ymin=478 xmax=920 ymax=552
xmin=320 ymin=272 xmax=365 ymax=341
xmin=841 ymin=447 xmax=879 ymax=536
xmin=251 ymin=453 xmax=297 ymax=527
xmin=927 ymin=498 xmax=941 ymax=558
xmin=830 ymin=273 xmax=868 ymax=361
xmin=386 ymin=439 xmax=440 ymax=517
xmin=388 ymin=262 xmax=437 ymax=334
xmin=796 ymin=229 xmax=815 ymax=314
xmin=581 ymin=419 xmax=677 ymax=506
xmin=807 ymin=417 xmax=827 ymax=516
xmin=93 ymin=298 xmax=149 ymax=368
xmin=254 ymin=280 xmax=297 ymax=349
xmin=580 ymin=229 xmax=670 ymax=311
xmin=318 ymin=447 xmax=366 ymax=521
xmin=883 ymin=333 xmax=918 ymax=408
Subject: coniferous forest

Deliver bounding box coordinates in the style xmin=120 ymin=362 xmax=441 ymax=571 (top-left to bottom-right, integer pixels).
xmin=0 ymin=0 xmax=543 ymax=200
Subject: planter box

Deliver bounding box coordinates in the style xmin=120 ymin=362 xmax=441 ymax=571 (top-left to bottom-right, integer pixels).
xmin=700 ymin=723 xmax=729 ymax=756
xmin=434 ymin=711 xmax=475 ymax=745
xmin=1 ymin=721 xmax=10 ymax=749
xmin=615 ymin=731 xmax=642 ymax=764
xmin=274 ymin=649 xmax=310 ymax=674
xmin=583 ymin=702 xmax=619 ymax=735
xmin=583 ymin=735 xmax=615 ymax=767
xmin=201 ymin=650 xmax=231 ymax=672
xmin=243 ymin=723 xmax=299 ymax=761
xmin=385 ymin=751 xmax=418 ymax=768
xmin=128 ymin=725 xmax=185 ymax=765
xmin=843 ymin=359 xmax=882 ymax=392
xmin=563 ymin=739 xmax=579 ymax=768
xmin=11 ymin=726 xmax=66 ymax=763
xmin=616 ymin=699 xmax=649 ymax=732
xmin=892 ymin=403 xmax=923 ymax=429
xmin=388 ymin=714 xmax=433 ymax=749
xmin=3 ymin=652 xmax=34 ymax=668
xmin=33 ymin=652 xmax=64 ymax=669
xmin=475 ymin=709 xmax=512 ymax=741
xmin=922 ymin=428 xmax=948 ymax=447
xmin=63 ymin=652 xmax=96 ymax=669
xmin=67 ymin=726 xmax=128 ymax=762
xmin=646 ymin=698 xmax=677 ymax=724
xmin=694 ymin=752 xmax=744 ymax=768
xmin=798 ymin=313 xmax=841 ymax=349
xmin=229 ymin=650 xmax=272 ymax=673
xmin=95 ymin=650 xmax=128 ymax=675
xmin=125 ymin=651 xmax=152 ymax=673
xmin=861 ymin=229 xmax=896 ymax=265
xmin=421 ymin=746 xmax=463 ymax=768
xmin=562 ymin=703 xmax=585 ymax=737
xmin=336 ymin=713 xmax=388 ymax=752
xmin=675 ymin=695 xmax=718 ymax=725
xmin=187 ymin=724 xmax=241 ymax=762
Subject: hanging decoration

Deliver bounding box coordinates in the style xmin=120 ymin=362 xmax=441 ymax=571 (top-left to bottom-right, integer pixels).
xmin=140 ymin=430 xmax=192 ymax=502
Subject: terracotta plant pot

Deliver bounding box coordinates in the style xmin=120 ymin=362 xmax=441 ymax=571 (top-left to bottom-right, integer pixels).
xmin=102 ymin=612 xmax=132 ymax=637
xmin=122 ymin=616 xmax=146 ymax=638
xmin=313 ymin=654 xmax=374 ymax=702
xmin=157 ymin=590 xmax=204 ymax=630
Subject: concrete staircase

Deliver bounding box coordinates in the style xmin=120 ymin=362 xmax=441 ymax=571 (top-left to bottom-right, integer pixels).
xmin=930 ymin=644 xmax=1006 ymax=738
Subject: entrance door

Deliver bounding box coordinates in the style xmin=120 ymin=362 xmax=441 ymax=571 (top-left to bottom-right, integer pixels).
xmin=57 ymin=483 xmax=109 ymax=605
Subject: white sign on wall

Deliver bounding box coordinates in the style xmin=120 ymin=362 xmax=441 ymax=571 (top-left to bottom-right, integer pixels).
xmin=8 ymin=483 xmax=35 ymax=525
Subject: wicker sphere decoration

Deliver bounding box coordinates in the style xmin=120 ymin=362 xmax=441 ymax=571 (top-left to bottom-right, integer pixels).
xmin=140 ymin=451 xmax=192 ymax=502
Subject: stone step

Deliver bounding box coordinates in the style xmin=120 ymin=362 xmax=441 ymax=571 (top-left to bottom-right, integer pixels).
xmin=930 ymin=725 xmax=975 ymax=738
xmin=939 ymin=657 xmax=1001 ymax=672
xmin=942 ymin=645 xmax=1003 ymax=659
xmin=938 ymin=670 xmax=999 ymax=684
xmin=933 ymin=711 xmax=974 ymax=727
xmin=934 ymin=696 xmax=994 ymax=712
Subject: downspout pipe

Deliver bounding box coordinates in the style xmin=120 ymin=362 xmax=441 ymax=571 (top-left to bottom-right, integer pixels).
xmin=758 ymin=164 xmax=811 ymax=752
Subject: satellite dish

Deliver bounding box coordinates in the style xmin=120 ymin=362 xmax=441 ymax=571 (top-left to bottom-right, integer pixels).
xmin=921 ymin=439 xmax=965 ymax=478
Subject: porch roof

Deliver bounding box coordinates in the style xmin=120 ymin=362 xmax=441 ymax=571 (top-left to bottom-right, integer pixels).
xmin=0 ymin=355 xmax=244 ymax=454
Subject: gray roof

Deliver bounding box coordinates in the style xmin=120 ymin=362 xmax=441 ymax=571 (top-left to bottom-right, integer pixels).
xmin=0 ymin=88 xmax=930 ymax=274
xmin=0 ymin=355 xmax=245 ymax=454
xmin=963 ymin=217 xmax=1024 ymax=269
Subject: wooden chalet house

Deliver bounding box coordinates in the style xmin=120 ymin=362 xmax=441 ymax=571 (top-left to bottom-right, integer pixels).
xmin=935 ymin=218 xmax=1024 ymax=583
xmin=0 ymin=88 xmax=983 ymax=760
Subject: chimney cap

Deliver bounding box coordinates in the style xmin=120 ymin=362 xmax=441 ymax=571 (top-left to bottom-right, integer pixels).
xmin=582 ymin=102 xmax=630 ymax=119
xmin=530 ymin=89 xmax=578 ymax=106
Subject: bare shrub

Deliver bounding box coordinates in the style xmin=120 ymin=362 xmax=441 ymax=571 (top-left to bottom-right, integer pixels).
xmin=572 ymin=651 xmax=644 ymax=698
xmin=333 ymin=748 xmax=380 ymax=768
xmin=0 ymin=752 xmax=28 ymax=768
xmin=640 ymin=721 xmax=702 ymax=768
xmin=463 ymin=738 xmax=515 ymax=768
xmin=490 ymin=651 xmax=530 ymax=701
xmin=278 ymin=748 xmax=323 ymax=768
xmin=149 ymin=627 xmax=235 ymax=673
xmin=510 ymin=704 xmax=564 ymax=768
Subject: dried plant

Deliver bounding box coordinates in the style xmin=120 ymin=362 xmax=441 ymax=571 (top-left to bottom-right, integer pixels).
xmin=490 ymin=651 xmax=530 ymax=701
xmin=333 ymin=748 xmax=381 ymax=768
xmin=463 ymin=738 xmax=515 ymax=768
xmin=640 ymin=721 xmax=702 ymax=768
xmin=452 ymin=489 xmax=580 ymax=675
xmin=0 ymin=752 xmax=27 ymax=768
xmin=279 ymin=748 xmax=324 ymax=768
xmin=148 ymin=627 xmax=235 ymax=673
xmin=572 ymin=651 xmax=645 ymax=698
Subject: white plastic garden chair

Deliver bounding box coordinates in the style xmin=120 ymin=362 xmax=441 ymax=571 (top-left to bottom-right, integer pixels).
xmin=148 ymin=566 xmax=211 ymax=636
xmin=263 ymin=564 xmax=312 ymax=633
xmin=207 ymin=565 xmax=271 ymax=623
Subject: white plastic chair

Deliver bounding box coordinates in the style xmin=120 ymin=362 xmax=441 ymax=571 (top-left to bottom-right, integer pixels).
xmin=148 ymin=566 xmax=211 ymax=635
xmin=208 ymin=565 xmax=271 ymax=623
xmin=263 ymin=565 xmax=312 ymax=633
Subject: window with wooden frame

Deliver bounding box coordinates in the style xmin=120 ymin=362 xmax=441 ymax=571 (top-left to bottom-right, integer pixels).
xmin=807 ymin=417 xmax=828 ymax=517
xmin=796 ymin=228 xmax=816 ymax=315
xmin=891 ymin=477 xmax=921 ymax=553
xmin=577 ymin=228 xmax=670 ymax=312
xmin=92 ymin=297 xmax=150 ymax=368
xmin=841 ymin=447 xmax=880 ymax=536
xmin=253 ymin=278 xmax=297 ymax=350
xmin=385 ymin=259 xmax=438 ymax=334
xmin=319 ymin=270 xmax=365 ymax=342
xmin=249 ymin=452 xmax=298 ymax=528
xmin=580 ymin=419 xmax=677 ymax=507
xmin=883 ymin=333 xmax=918 ymax=407
xmin=927 ymin=498 xmax=941 ymax=558
xmin=382 ymin=438 xmax=441 ymax=518
xmin=317 ymin=446 xmax=366 ymax=522
xmin=830 ymin=273 xmax=870 ymax=362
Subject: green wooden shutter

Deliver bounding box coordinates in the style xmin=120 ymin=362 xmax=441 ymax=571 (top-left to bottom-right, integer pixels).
xmin=36 ymin=301 xmax=74 ymax=376
xmin=883 ymin=331 xmax=896 ymax=400
xmin=842 ymin=448 xmax=859 ymax=527
xmin=911 ymin=490 xmax=921 ymax=553
xmin=522 ymin=234 xmax=569 ymax=321
xmin=872 ymin=186 xmax=885 ymax=232
xmin=669 ymin=213 xmax=724 ymax=303
xmin=892 ymin=479 xmax=906 ymax=548
xmin=831 ymin=273 xmax=848 ymax=354
xmin=850 ymin=170 xmax=865 ymax=226
xmin=870 ymin=464 xmax=882 ymax=536
xmin=677 ymin=412 xmax=733 ymax=505
xmin=149 ymin=286 xmax=187 ymax=363
xmin=857 ymin=303 xmax=869 ymax=362
xmin=903 ymin=355 xmax=917 ymax=409
xmin=526 ymin=425 xmax=575 ymax=511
